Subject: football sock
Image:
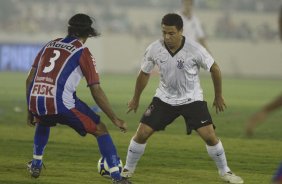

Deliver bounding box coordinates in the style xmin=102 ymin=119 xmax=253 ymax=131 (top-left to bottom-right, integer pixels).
xmin=206 ymin=140 xmax=230 ymax=176
xmin=33 ymin=123 xmax=50 ymax=167
xmin=97 ymin=134 xmax=121 ymax=180
xmin=124 ymin=139 xmax=146 ymax=172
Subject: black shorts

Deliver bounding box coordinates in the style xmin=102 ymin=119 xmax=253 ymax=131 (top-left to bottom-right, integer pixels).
xmin=140 ymin=97 xmax=214 ymax=134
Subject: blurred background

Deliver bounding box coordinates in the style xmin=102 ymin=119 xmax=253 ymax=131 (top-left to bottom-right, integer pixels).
xmin=0 ymin=0 xmax=281 ymax=78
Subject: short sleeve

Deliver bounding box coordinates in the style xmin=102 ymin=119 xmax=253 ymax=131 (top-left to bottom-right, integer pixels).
xmin=32 ymin=48 xmax=44 ymax=68
xmin=196 ymin=44 xmax=214 ymax=71
xmin=141 ymin=44 xmax=155 ymax=74
xmin=79 ymin=48 xmax=100 ymax=86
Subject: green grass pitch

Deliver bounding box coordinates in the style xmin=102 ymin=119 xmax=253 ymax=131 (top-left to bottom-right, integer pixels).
xmin=0 ymin=72 xmax=281 ymax=184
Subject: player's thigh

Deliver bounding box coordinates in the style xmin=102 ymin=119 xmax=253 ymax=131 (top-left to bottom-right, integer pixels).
xmin=140 ymin=97 xmax=179 ymax=131
xmin=181 ymin=101 xmax=214 ymax=134
xmin=61 ymin=100 xmax=101 ymax=136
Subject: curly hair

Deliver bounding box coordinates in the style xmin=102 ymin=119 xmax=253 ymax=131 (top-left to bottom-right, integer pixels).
xmin=68 ymin=13 xmax=100 ymax=38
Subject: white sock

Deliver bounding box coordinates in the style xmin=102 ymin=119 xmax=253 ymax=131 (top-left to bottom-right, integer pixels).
xmin=124 ymin=139 xmax=146 ymax=173
xmin=33 ymin=155 xmax=43 ymax=160
xmin=206 ymin=140 xmax=230 ymax=176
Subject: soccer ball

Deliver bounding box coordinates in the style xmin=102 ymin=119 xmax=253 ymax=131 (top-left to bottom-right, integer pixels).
xmin=97 ymin=157 xmax=123 ymax=179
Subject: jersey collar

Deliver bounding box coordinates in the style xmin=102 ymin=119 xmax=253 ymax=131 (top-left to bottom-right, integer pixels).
xmin=164 ymin=36 xmax=185 ymax=57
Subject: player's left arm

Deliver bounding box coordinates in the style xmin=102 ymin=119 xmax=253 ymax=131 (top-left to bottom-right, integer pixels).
xmin=210 ymin=62 xmax=226 ymax=113
xmin=26 ymin=67 xmax=36 ymax=126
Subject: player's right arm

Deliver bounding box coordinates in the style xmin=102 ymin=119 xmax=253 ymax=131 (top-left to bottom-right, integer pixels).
xmin=127 ymin=43 xmax=155 ymax=113
xmin=79 ymin=48 xmax=127 ymax=132
xmin=127 ymin=71 xmax=150 ymax=113
xmin=89 ymin=84 xmax=127 ymax=132
xmin=26 ymin=67 xmax=36 ymax=126
xmin=26 ymin=48 xmax=44 ymax=126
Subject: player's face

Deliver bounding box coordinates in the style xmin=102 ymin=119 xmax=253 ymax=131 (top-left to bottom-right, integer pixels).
xmin=162 ymin=25 xmax=183 ymax=50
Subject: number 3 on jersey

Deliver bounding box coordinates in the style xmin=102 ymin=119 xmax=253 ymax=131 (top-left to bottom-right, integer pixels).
xmin=43 ymin=50 xmax=60 ymax=73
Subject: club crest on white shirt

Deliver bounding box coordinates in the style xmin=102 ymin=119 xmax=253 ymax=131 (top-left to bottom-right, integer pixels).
xmin=144 ymin=104 xmax=154 ymax=116
xmin=177 ymin=59 xmax=184 ymax=69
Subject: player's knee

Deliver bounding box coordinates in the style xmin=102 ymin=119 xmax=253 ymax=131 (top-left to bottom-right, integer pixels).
xmin=134 ymin=125 xmax=154 ymax=144
xmin=133 ymin=134 xmax=148 ymax=144
xmin=93 ymin=122 xmax=108 ymax=137
xmin=205 ymin=136 xmax=219 ymax=146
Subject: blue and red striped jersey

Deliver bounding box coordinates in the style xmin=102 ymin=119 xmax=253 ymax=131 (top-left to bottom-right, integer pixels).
xmin=28 ymin=37 xmax=99 ymax=115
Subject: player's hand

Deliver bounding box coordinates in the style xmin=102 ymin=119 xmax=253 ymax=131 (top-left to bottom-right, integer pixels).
xmin=127 ymin=98 xmax=139 ymax=113
xmin=213 ymin=96 xmax=227 ymax=114
xmin=112 ymin=118 xmax=127 ymax=133
xmin=245 ymin=110 xmax=267 ymax=137
xmin=27 ymin=111 xmax=36 ymax=126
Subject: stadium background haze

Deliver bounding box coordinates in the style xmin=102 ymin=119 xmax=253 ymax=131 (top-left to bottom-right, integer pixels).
xmin=0 ymin=0 xmax=281 ymax=78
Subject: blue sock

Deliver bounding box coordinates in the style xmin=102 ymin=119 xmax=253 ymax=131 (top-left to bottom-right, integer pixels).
xmin=97 ymin=134 xmax=121 ymax=180
xmin=273 ymin=162 xmax=282 ymax=182
xmin=32 ymin=123 xmax=50 ymax=167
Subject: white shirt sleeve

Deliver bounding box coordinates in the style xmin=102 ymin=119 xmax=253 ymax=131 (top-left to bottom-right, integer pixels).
xmin=141 ymin=44 xmax=156 ymax=73
xmin=196 ymin=43 xmax=214 ymax=71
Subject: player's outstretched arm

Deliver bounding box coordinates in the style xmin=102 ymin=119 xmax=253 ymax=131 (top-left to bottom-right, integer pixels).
xmin=26 ymin=68 xmax=36 ymax=126
xmin=127 ymin=71 xmax=150 ymax=113
xmin=210 ymin=62 xmax=226 ymax=114
xmin=245 ymin=94 xmax=282 ymax=136
xmin=90 ymin=84 xmax=127 ymax=132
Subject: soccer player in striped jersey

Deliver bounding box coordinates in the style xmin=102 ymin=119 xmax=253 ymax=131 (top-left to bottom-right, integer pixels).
xmin=25 ymin=13 xmax=131 ymax=184
xmin=121 ymin=13 xmax=243 ymax=184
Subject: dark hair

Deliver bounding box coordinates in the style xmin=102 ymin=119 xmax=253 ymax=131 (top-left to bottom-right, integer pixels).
xmin=68 ymin=13 xmax=100 ymax=38
xmin=161 ymin=13 xmax=183 ymax=30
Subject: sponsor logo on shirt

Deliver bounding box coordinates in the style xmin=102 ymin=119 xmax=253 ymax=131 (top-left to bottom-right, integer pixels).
xmin=31 ymin=83 xmax=55 ymax=97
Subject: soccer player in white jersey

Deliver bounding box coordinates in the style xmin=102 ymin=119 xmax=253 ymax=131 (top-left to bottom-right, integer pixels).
xmin=121 ymin=13 xmax=243 ymax=184
xmin=177 ymin=0 xmax=209 ymax=51
xmin=25 ymin=13 xmax=131 ymax=184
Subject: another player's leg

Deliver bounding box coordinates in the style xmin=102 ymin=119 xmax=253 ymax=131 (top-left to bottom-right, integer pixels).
xmin=27 ymin=123 xmax=50 ymax=178
xmin=272 ymin=162 xmax=282 ymax=184
xmin=94 ymin=122 xmax=132 ymax=184
xmin=197 ymin=124 xmax=243 ymax=184
xmin=122 ymin=123 xmax=154 ymax=178
xmin=69 ymin=100 xmax=132 ymax=184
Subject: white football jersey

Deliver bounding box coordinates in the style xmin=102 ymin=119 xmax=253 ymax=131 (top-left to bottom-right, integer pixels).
xmin=178 ymin=12 xmax=205 ymax=41
xmin=141 ymin=37 xmax=214 ymax=106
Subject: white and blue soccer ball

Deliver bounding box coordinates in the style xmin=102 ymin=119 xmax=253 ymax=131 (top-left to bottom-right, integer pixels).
xmin=97 ymin=157 xmax=123 ymax=179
